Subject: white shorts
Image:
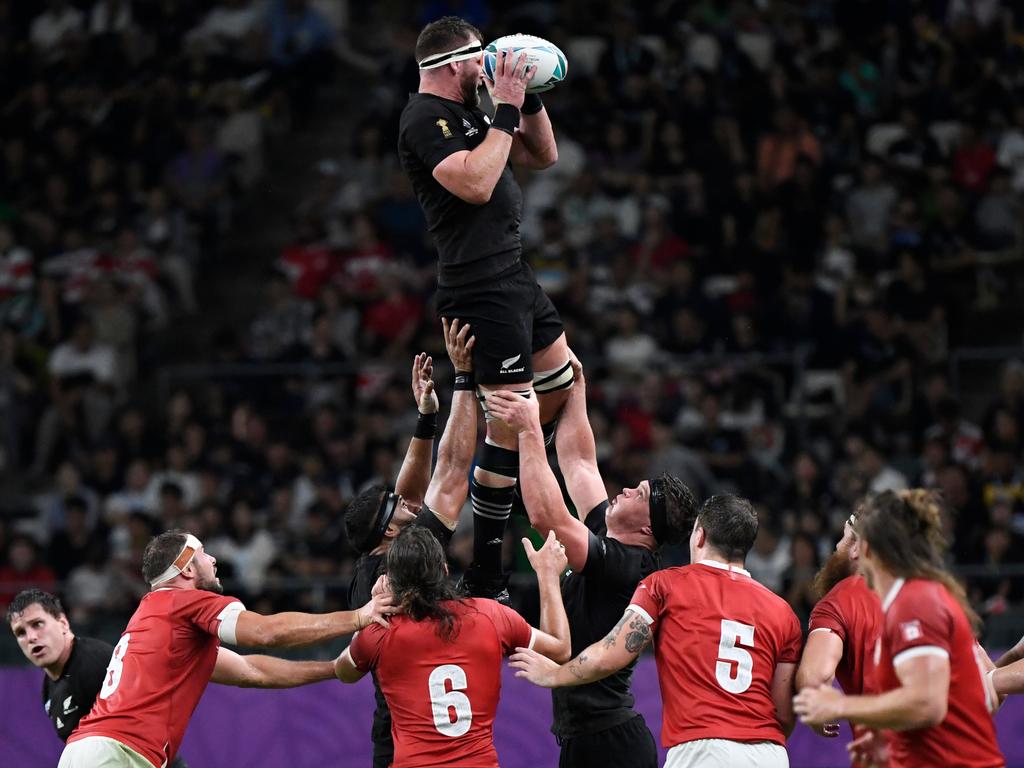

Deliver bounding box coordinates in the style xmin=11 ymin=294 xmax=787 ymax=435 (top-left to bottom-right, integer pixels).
xmin=58 ymin=736 xmax=155 ymax=768
xmin=664 ymin=739 xmax=789 ymax=768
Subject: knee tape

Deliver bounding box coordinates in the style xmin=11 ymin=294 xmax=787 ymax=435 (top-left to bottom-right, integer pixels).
xmin=533 ymin=360 xmax=574 ymax=395
xmin=475 ymin=438 xmax=520 ymax=481
xmin=477 ymin=386 xmax=533 ymax=421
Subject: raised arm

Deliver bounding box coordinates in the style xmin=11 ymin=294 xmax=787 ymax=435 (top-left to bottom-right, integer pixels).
xmin=794 ymin=654 xmax=950 ymax=731
xmin=231 ymin=592 xmax=393 ymax=649
xmin=210 ymin=647 xmax=335 ymax=688
xmin=433 ymin=52 xmax=530 ymax=204
xmin=510 ymin=606 xmax=651 ymax=689
xmin=487 ymin=389 xmax=590 ymax=571
xmin=394 ymin=352 xmax=439 ymax=507
xmin=509 ymin=94 xmax=557 ymax=170
xmin=422 ymin=318 xmax=477 ymax=528
xmin=552 ymin=355 xmax=607 ymax=519
xmin=522 ymin=530 xmax=571 ymax=662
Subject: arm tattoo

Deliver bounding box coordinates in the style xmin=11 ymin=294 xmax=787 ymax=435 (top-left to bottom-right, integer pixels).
xmin=602 ymin=612 xmax=631 ymax=649
xmin=568 ymin=652 xmax=589 ymax=681
xmin=624 ymin=616 xmax=651 ymax=654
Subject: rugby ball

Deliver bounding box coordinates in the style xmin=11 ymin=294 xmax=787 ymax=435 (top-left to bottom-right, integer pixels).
xmin=483 ymin=34 xmax=568 ymax=94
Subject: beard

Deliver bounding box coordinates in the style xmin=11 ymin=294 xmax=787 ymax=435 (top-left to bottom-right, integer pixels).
xmin=812 ymin=549 xmax=855 ymax=599
xmin=461 ymin=71 xmax=480 ymax=107
xmin=197 ymin=574 xmax=224 ymax=594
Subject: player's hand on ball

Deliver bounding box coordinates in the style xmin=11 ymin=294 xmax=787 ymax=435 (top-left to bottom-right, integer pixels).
xmin=412 ymin=352 xmax=438 ymax=414
xmin=509 ymin=646 xmax=560 ymax=688
xmin=523 ymin=529 xmax=568 ymax=578
xmin=441 ymin=317 xmax=475 ymax=372
xmin=486 ymin=389 xmax=539 ymax=433
xmin=793 ymin=684 xmax=845 ymax=727
xmin=487 ymin=49 xmax=531 ymax=109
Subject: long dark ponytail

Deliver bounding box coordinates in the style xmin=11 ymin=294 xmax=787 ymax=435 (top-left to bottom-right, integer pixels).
xmin=386 ymin=525 xmax=465 ymax=642
xmin=857 ymin=489 xmax=980 ymax=632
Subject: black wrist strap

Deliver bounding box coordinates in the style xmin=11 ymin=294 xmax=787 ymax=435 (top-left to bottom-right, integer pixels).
xmin=414 ymin=411 xmax=437 ymax=440
xmin=491 ymin=103 xmax=520 ymax=135
xmin=522 ymin=93 xmax=544 ymax=115
xmin=454 ymin=370 xmax=475 ymax=391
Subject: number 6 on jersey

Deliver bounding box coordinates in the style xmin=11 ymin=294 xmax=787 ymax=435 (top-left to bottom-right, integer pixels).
xmin=716 ymin=620 xmax=755 ymax=693
xmin=428 ymin=664 xmax=473 ymax=737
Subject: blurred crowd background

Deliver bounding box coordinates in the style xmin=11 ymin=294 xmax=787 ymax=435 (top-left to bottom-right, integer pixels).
xmin=2 ymin=0 xmax=1024 ymax=658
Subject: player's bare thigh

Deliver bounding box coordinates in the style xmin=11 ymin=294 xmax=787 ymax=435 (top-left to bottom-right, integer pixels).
xmin=479 ymin=332 xmax=570 ymax=447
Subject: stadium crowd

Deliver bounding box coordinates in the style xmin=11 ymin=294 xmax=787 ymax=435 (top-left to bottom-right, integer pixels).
xmin=1 ymin=0 xmax=1024 ymax=642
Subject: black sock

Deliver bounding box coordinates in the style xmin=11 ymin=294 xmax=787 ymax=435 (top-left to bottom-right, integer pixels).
xmin=470 ymin=477 xmax=515 ymax=578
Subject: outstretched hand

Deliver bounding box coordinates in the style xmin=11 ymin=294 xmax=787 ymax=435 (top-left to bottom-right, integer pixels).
xmin=442 ymin=317 xmax=475 ymax=372
xmin=412 ymin=352 xmax=438 ymax=414
xmin=509 ymin=646 xmax=560 ymax=688
xmin=523 ymin=529 xmax=568 ymax=578
xmin=487 ymin=389 xmax=540 ymax=434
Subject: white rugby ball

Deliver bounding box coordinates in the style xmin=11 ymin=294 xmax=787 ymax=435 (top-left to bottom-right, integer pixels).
xmin=483 ymin=34 xmax=568 ymax=94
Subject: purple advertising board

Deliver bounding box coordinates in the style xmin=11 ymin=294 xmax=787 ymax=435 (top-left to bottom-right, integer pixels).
xmin=3 ymin=658 xmax=1024 ymax=767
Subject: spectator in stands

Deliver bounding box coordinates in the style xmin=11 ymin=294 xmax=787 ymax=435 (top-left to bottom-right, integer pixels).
xmin=0 ymin=535 xmax=56 ymax=609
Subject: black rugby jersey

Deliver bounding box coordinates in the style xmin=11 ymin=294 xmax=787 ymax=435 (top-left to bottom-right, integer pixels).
xmin=42 ymin=636 xmax=113 ymax=742
xmin=398 ymin=93 xmax=523 ymax=287
xmin=553 ymin=501 xmax=658 ymax=739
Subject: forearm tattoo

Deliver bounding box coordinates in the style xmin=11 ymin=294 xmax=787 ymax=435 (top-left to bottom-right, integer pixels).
xmin=602 ymin=612 xmax=631 ymax=649
xmin=568 ymin=651 xmax=590 ymax=681
xmin=624 ymin=616 xmax=651 ymax=654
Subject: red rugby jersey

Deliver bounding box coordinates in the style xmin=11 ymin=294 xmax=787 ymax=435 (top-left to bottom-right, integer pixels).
xmin=874 ymin=578 xmax=1003 ymax=768
xmin=68 ymin=589 xmax=244 ymax=767
xmin=628 ymin=561 xmax=802 ymax=748
xmin=349 ymin=597 xmax=535 ymax=768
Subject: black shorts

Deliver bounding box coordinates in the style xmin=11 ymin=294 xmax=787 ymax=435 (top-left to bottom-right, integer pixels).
xmin=435 ymin=261 xmax=564 ymax=385
xmin=558 ymin=714 xmax=658 ymax=768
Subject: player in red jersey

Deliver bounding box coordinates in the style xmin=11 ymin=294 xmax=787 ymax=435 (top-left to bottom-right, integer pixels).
xmin=59 ymin=530 xmax=394 ymax=768
xmin=794 ymin=489 xmax=1004 ymax=768
xmin=511 ymin=494 xmax=803 ymax=768
xmin=796 ymin=511 xmax=882 ymax=753
xmin=335 ymin=524 xmax=571 ymax=767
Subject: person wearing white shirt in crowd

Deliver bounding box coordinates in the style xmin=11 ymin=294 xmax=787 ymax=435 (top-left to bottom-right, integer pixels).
xmin=48 ymin=319 xmax=117 ymax=387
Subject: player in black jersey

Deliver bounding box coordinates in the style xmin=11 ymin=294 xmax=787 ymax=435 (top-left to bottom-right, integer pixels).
xmin=488 ymin=358 xmax=698 ymax=768
xmin=6 ymin=589 xmax=188 ymax=767
xmin=344 ymin=318 xmax=479 ymax=768
xmin=399 ymin=16 xmax=573 ymax=603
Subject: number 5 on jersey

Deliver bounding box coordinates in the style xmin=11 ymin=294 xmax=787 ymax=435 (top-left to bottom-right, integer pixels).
xmin=100 ymin=634 xmax=131 ymax=699
xmin=716 ymin=620 xmax=755 ymax=693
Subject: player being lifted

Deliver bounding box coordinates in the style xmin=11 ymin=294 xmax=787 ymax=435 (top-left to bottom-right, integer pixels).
xmin=795 ymin=511 xmax=882 ymax=763
xmin=57 ymin=532 xmax=392 ymax=768
xmin=487 ymin=357 xmax=697 ymax=768
xmin=335 ymin=525 xmax=572 ymax=768
xmin=344 ymin=318 xmax=478 ymax=768
xmin=399 ymin=16 xmax=571 ymax=601
xmin=794 ymin=490 xmax=1004 ymax=768
xmin=511 ymin=494 xmax=802 ymax=768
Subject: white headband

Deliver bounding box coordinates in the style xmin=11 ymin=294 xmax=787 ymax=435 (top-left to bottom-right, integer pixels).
xmin=418 ymin=41 xmax=483 ymax=70
xmin=150 ymin=534 xmax=203 ymax=587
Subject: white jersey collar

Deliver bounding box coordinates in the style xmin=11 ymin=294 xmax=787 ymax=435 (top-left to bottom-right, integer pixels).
xmin=881 ymin=577 xmax=906 ymax=613
xmin=698 ymin=559 xmax=751 ymax=578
